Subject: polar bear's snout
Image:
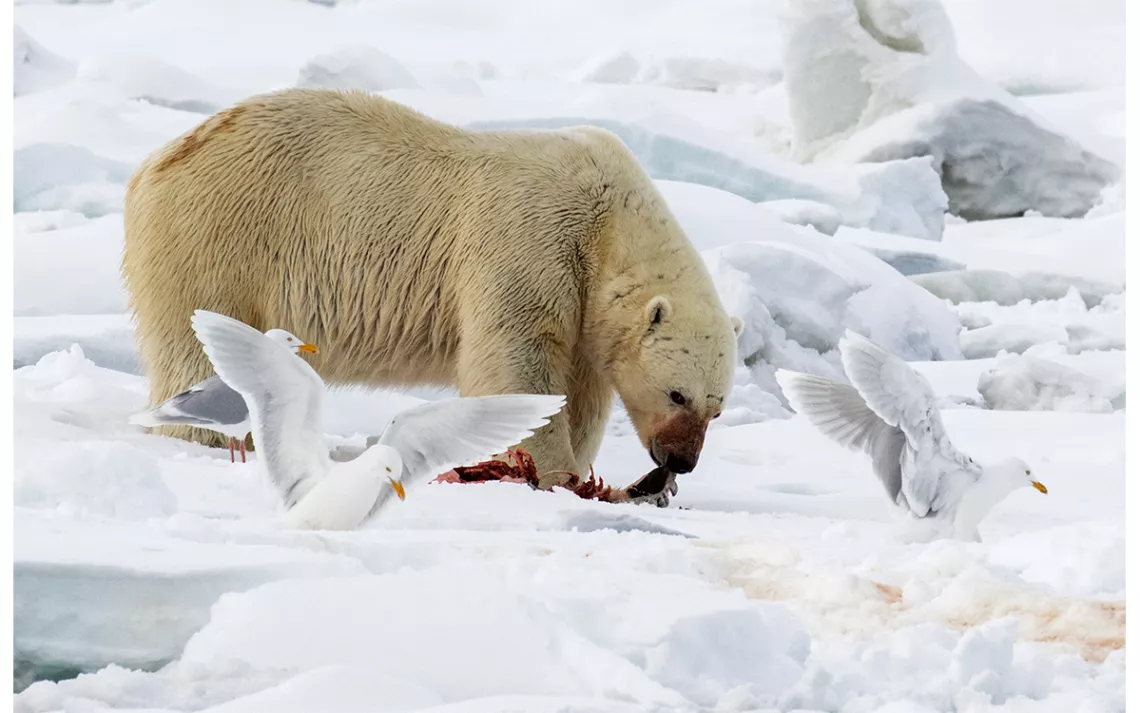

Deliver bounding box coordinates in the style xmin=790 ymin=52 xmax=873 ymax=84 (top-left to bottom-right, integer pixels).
xmin=648 ymin=411 xmax=708 ymax=473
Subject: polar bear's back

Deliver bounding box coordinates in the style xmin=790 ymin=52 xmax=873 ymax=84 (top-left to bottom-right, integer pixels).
xmin=123 ymin=89 xmax=638 ymax=387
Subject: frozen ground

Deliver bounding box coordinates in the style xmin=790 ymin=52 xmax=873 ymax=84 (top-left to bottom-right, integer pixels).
xmin=12 ymin=0 xmax=1125 ymax=711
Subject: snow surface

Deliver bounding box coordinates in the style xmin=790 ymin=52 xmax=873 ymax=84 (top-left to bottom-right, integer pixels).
xmin=976 ymin=354 xmax=1122 ymax=413
xmin=467 ymin=116 xmax=948 ymax=241
xmin=780 ymin=0 xmax=1120 ymax=220
xmin=14 ymin=25 xmax=75 ymax=97
xmin=11 ymin=0 xmax=1126 ymax=710
xmin=296 ymin=45 xmax=423 ymax=94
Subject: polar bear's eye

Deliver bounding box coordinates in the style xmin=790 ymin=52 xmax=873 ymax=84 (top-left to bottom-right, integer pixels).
xmin=669 ymin=391 xmax=687 ymax=406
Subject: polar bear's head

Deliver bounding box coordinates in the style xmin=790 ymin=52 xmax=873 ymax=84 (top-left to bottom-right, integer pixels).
xmin=612 ymin=295 xmax=742 ymax=474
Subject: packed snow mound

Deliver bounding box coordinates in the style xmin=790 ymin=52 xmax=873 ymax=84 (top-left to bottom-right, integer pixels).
xmin=1086 ymin=181 xmax=1124 ymax=218
xmin=411 ymin=69 xmax=483 ymax=96
xmin=637 ymin=57 xmax=780 ymax=93
xmin=860 ymin=246 xmax=966 ymax=276
xmin=756 ymin=199 xmax=842 ymax=236
xmin=14 ymin=92 xmax=187 ymax=165
xmin=824 ymin=99 xmax=1122 ymax=220
xmin=296 ymin=45 xmax=421 ymax=93
xmin=75 ymin=54 xmax=239 ymax=114
xmin=469 ymin=116 xmax=948 ymax=240
xmin=989 ymin=523 xmax=1126 ymax=599
xmin=1063 ymin=323 xmax=1126 ymax=354
xmin=912 ymin=270 xmax=1121 ymax=308
xmin=961 ymin=322 xmax=1123 ymax=359
xmin=780 ymin=0 xmax=971 ymax=159
xmin=574 ymin=51 xmax=643 ymax=84
xmin=718 ymin=367 xmax=795 ymax=426
xmin=957 ymin=321 xmax=1071 ymax=358
xmin=841 ymin=213 xmax=1125 ymax=290
xmin=14 ymin=214 xmax=128 ymax=316
xmin=14 ymin=25 xmax=75 ymax=97
xmin=977 ymin=354 xmax=1119 ymax=413
xmin=15 ymin=315 xmax=140 ymax=373
xmin=707 ymin=236 xmax=962 ymax=373
xmin=15 ymin=344 xmax=147 ymax=439
xmin=180 ymin=574 xmax=622 ymax=701
xmin=575 ymin=51 xmax=779 ymax=92
xmin=643 ymin=608 xmax=809 ymax=705
xmin=14 ymin=143 xmax=132 ymax=217
xmin=780 ymin=0 xmax=1120 ymax=219
xmin=14 ymin=512 xmax=368 ymax=686
xmin=951 ymin=288 xmax=1125 ymax=360
xmin=655 ymin=180 xmax=961 ymax=414
xmin=16 ymin=440 xmax=176 ymax=518
xmin=959 ymin=324 xmax=1068 ymax=359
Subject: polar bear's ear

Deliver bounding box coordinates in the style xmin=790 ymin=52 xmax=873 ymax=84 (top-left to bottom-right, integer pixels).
xmin=645 ymin=296 xmax=673 ymax=331
xmin=730 ymin=316 xmax=743 ymax=337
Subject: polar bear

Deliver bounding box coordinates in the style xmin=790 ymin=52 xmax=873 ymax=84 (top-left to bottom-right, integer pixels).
xmin=122 ymin=88 xmax=740 ymax=500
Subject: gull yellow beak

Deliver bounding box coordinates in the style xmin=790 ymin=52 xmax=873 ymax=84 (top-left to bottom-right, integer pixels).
xmin=389 ymin=477 xmax=406 ymax=501
xmin=297 ymin=343 xmax=318 ymax=354
xmin=1032 ymin=481 xmax=1048 ymax=494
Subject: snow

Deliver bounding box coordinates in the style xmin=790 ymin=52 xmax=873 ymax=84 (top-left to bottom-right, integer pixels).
xmin=11 ymin=0 xmax=1125 ymax=710
xmin=14 ymin=25 xmax=75 ymax=97
xmin=780 ymin=0 xmax=1120 ymax=220
xmin=14 ymin=214 xmax=128 ymax=317
xmin=468 ymin=116 xmax=948 ymax=240
xmin=74 ymin=53 xmax=242 ymax=114
xmin=14 ymin=314 xmax=139 ymax=372
xmin=296 ymin=45 xmax=423 ymax=93
xmin=754 ymin=198 xmax=843 ymax=236
xmin=842 ymin=212 xmax=1126 ymax=292
xmin=861 ymin=247 xmax=966 ymax=276
xmin=12 ymin=344 xmax=1127 ymax=709
xmin=14 ymin=143 xmax=132 ymax=217
xmin=654 ymin=179 xmax=961 ymax=420
xmin=976 ymin=354 xmax=1121 ymax=413
xmin=574 ymin=51 xmax=780 ymax=94
xmin=913 ymin=270 xmax=1122 ymax=309
xmin=948 ymin=286 xmax=1126 ymax=361
xmin=822 ymin=98 xmax=1121 ymax=220
xmin=574 ymin=51 xmax=643 ymax=84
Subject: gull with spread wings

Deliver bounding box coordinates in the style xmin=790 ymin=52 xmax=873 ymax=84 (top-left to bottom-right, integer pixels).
xmin=777 ymin=330 xmax=1046 ymax=541
xmin=190 ymin=310 xmax=567 ymax=531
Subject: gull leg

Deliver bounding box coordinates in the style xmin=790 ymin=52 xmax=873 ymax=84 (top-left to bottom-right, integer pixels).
xmin=227 ymin=438 xmax=236 ymax=463
xmin=240 ymin=437 xmax=247 ymax=463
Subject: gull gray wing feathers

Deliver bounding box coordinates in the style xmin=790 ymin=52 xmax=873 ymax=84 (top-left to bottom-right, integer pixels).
xmin=839 ymin=330 xmax=977 ymax=515
xmin=190 ymin=310 xmax=328 ymax=505
xmin=129 ymin=375 xmax=249 ymax=433
xmin=838 ymin=330 xmax=944 ymax=444
xmin=776 ymin=370 xmax=906 ymax=506
xmin=839 ymin=330 xmax=943 ymax=442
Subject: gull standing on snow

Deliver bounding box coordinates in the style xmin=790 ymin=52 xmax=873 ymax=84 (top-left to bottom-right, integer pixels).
xmin=189 ymin=310 xmax=567 ymax=531
xmin=775 ymin=330 xmax=1047 ymax=541
xmin=129 ymin=328 xmax=318 ymax=462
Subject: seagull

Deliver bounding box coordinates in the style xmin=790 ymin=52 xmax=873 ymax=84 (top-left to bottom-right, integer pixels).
xmin=775 ymin=329 xmax=1047 ymax=541
xmin=189 ymin=309 xmax=567 ymax=531
xmin=129 ymin=328 xmax=317 ymax=462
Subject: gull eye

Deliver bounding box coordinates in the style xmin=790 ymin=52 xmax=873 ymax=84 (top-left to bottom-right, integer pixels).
xmin=669 ymin=391 xmax=687 ymax=406
xmin=1025 ymin=469 xmax=1031 ymax=475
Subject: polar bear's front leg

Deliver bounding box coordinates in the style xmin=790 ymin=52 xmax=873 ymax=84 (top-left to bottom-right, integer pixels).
xmin=455 ymin=326 xmax=582 ymax=491
xmin=565 ymin=352 xmax=612 ymax=476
